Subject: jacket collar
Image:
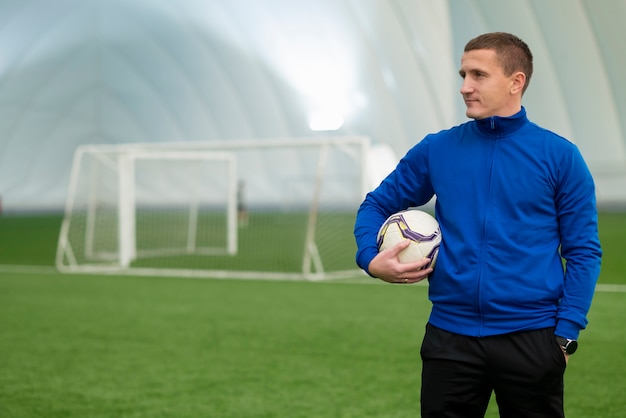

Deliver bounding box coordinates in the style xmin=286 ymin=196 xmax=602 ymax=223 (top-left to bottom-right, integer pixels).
xmin=474 ymin=106 xmax=528 ymax=138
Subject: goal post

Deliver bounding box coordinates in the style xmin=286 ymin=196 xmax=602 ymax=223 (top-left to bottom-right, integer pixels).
xmin=114 ymin=151 xmax=238 ymax=267
xmin=56 ymin=137 xmax=371 ymax=280
xmin=57 ymin=147 xmax=238 ymax=270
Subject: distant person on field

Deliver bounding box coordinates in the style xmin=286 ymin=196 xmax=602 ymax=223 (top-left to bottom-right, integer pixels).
xmin=354 ymin=32 xmax=602 ymax=418
xmin=237 ymin=180 xmax=248 ymax=227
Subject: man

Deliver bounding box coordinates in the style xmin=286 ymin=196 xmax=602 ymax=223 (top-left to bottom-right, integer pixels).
xmin=354 ymin=32 xmax=602 ymax=418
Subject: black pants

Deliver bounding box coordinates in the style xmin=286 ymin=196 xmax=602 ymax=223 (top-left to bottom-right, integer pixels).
xmin=420 ymin=323 xmax=567 ymax=418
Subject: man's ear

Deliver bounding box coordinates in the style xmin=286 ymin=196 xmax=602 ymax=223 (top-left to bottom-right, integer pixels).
xmin=510 ymin=71 xmax=526 ymax=95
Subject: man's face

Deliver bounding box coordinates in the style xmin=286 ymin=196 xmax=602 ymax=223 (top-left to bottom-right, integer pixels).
xmin=459 ymin=49 xmax=521 ymax=120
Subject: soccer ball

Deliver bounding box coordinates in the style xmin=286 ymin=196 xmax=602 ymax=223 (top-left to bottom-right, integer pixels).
xmin=376 ymin=209 xmax=441 ymax=268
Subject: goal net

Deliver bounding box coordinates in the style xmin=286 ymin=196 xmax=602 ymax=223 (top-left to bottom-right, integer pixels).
xmin=56 ymin=137 xmax=370 ymax=280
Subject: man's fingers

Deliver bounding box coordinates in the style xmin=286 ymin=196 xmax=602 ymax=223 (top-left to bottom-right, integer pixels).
xmin=370 ymin=240 xmax=433 ymax=282
xmin=384 ymin=241 xmax=432 ymax=269
xmin=385 ymin=239 xmax=411 ymax=256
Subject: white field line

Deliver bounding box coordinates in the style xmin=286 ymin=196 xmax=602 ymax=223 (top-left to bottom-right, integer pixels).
xmin=594 ymin=283 xmax=626 ymax=293
xmin=0 ymin=264 xmax=624 ymax=293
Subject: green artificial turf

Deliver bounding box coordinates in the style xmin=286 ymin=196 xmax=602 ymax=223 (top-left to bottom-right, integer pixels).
xmin=0 ymin=273 xmax=624 ymax=418
xmin=0 ymin=212 xmax=624 ymax=417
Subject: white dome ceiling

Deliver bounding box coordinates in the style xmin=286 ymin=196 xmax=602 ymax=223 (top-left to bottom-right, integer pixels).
xmin=0 ymin=0 xmax=624 ymax=209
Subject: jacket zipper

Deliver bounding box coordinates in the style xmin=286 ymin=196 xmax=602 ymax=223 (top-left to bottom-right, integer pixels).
xmin=476 ymin=118 xmax=498 ymax=336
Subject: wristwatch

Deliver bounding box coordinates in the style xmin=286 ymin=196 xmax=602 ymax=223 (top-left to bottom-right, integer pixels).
xmin=556 ymin=336 xmax=578 ymax=355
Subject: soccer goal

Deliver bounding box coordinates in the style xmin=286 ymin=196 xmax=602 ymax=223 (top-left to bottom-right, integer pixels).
xmin=56 ymin=137 xmax=371 ymax=280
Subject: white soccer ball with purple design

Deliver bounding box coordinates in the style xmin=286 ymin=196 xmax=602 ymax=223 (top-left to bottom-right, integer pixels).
xmin=376 ymin=209 xmax=441 ymax=268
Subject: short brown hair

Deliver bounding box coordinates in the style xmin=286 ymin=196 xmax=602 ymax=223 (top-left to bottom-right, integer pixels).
xmin=464 ymin=32 xmax=533 ymax=94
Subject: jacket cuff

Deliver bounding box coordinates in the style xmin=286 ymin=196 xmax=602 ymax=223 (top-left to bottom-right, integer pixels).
xmin=555 ymin=319 xmax=580 ymax=340
xmin=356 ymin=249 xmax=378 ymax=277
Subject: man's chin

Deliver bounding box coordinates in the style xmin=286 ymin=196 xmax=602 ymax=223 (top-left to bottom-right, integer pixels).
xmin=465 ymin=109 xmax=482 ymax=120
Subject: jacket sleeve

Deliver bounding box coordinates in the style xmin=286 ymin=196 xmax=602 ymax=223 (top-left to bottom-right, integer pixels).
xmin=354 ymin=138 xmax=435 ymax=275
xmin=554 ymin=145 xmax=603 ymax=340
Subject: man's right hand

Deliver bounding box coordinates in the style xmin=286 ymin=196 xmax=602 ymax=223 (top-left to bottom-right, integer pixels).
xmin=368 ymin=240 xmax=433 ymax=284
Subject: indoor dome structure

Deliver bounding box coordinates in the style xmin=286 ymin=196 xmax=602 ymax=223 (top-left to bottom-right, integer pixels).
xmin=0 ymin=0 xmax=624 ymax=210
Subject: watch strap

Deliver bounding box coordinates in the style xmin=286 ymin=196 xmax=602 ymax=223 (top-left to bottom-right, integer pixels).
xmin=556 ymin=336 xmax=578 ymax=355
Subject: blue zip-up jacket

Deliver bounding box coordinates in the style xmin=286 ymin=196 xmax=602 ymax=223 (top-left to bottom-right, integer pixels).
xmin=355 ymin=107 xmax=602 ymax=340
